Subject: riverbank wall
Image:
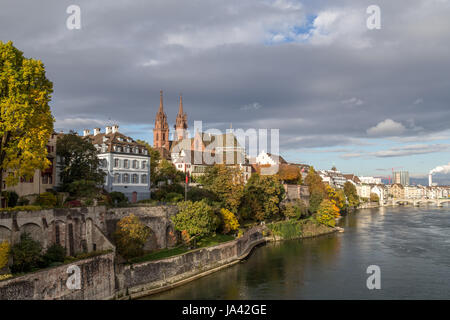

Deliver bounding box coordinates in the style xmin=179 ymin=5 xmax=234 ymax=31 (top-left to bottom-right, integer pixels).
xmin=0 ymin=251 xmax=115 ymax=300
xmin=115 ymin=226 xmax=265 ymax=299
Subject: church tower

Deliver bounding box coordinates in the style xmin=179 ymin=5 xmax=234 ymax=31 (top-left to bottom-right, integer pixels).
xmin=153 ymin=90 xmax=170 ymax=151
xmin=174 ymin=93 xmax=188 ymax=141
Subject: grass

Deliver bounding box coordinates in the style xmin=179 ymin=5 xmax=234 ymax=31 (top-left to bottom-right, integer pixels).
xmin=129 ymin=233 xmax=235 ymax=264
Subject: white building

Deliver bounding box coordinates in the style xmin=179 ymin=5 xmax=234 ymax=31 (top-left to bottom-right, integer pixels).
xmin=359 ymin=176 xmax=382 ymax=185
xmin=84 ymin=125 xmax=151 ymax=203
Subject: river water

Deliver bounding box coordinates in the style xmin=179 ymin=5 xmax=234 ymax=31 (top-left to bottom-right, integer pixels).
xmin=144 ymin=206 xmax=450 ymax=299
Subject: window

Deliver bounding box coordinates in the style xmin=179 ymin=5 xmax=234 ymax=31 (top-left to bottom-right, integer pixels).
xmin=141 ymin=174 xmax=148 ymax=184
xmin=132 ymin=174 xmax=138 ymax=184
xmin=124 ymin=159 xmax=129 ymax=168
xmin=142 ymin=161 xmax=147 ymax=169
xmin=122 ymin=173 xmax=129 ymax=183
xmin=114 ymin=173 xmax=120 ymax=183
xmin=133 ymin=160 xmax=138 ymax=169
xmin=114 ymin=158 xmax=119 ymax=168
xmin=42 ymin=173 xmax=52 ymax=184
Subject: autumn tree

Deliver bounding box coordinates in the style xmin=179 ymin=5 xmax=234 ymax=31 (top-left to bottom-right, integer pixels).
xmin=56 ymin=132 xmax=106 ymax=192
xmin=0 ymin=41 xmax=54 ymax=197
xmin=315 ymin=199 xmax=340 ymax=227
xmin=136 ymin=139 xmax=160 ymax=185
xmin=155 ymin=159 xmax=184 ymax=185
xmin=0 ymin=241 xmax=10 ymax=271
xmin=305 ymin=166 xmax=327 ymax=213
xmin=344 ymin=181 xmax=360 ymax=208
xmin=278 ymin=164 xmax=303 ymax=185
xmin=370 ymin=193 xmax=380 ymax=203
xmin=326 ymin=185 xmax=346 ymax=212
xmin=220 ymin=208 xmax=240 ymax=234
xmin=114 ymin=214 xmax=150 ymax=259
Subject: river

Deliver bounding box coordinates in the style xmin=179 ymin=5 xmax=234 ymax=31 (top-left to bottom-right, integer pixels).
xmin=144 ymin=206 xmax=450 ymax=299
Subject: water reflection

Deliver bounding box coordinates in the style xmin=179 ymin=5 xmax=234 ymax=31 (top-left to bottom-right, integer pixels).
xmin=144 ymin=206 xmax=450 ymax=300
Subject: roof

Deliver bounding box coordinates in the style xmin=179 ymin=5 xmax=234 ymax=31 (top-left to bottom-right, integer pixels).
xmin=84 ymin=132 xmax=149 ymax=157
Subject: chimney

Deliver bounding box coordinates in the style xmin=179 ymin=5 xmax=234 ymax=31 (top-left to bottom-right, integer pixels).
xmin=112 ymin=124 xmax=119 ymax=133
xmin=93 ymin=128 xmax=101 ymax=136
xmin=83 ymin=129 xmax=90 ymax=136
xmin=429 ymin=174 xmax=433 ymax=187
xmin=105 ymin=126 xmax=112 ymax=134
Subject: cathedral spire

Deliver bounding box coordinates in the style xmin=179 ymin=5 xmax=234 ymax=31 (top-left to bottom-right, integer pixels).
xmin=159 ymin=90 xmax=164 ymax=112
xmin=178 ymin=93 xmax=183 ymax=115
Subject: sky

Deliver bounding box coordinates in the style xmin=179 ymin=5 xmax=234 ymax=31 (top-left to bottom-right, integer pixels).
xmin=1 ymin=0 xmax=450 ymax=179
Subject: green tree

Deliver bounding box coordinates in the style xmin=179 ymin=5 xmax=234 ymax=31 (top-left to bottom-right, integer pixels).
xmin=370 ymin=193 xmax=380 ymax=203
xmin=344 ymin=181 xmax=360 ymax=208
xmin=11 ymin=233 xmax=42 ymax=273
xmin=241 ymin=173 xmax=285 ymax=221
xmin=283 ymin=200 xmax=308 ymax=220
xmin=201 ymin=165 xmax=244 ymax=213
xmin=56 ymin=132 xmax=106 ymax=192
xmin=114 ymin=214 xmax=150 ymax=259
xmin=305 ymin=166 xmax=327 ymax=213
xmin=155 ymin=159 xmax=184 ymax=185
xmin=172 ymin=200 xmax=219 ymax=243
xmin=136 ymin=139 xmax=160 ymax=186
xmin=0 ymin=41 xmax=54 ymax=197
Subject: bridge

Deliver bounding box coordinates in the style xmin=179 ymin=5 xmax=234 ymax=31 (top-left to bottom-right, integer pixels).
xmin=388 ymin=198 xmax=450 ymax=207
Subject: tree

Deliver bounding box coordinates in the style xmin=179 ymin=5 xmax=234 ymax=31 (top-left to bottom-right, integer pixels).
xmin=241 ymin=173 xmax=285 ymax=221
xmin=11 ymin=233 xmax=42 ymax=273
xmin=283 ymin=200 xmax=308 ymax=220
xmin=0 ymin=41 xmax=54 ymax=198
xmin=326 ymin=185 xmax=346 ymax=212
xmin=278 ymin=164 xmax=303 ymax=185
xmin=155 ymin=159 xmax=184 ymax=185
xmin=315 ymin=199 xmax=340 ymax=227
xmin=220 ymin=208 xmax=240 ymax=234
xmin=0 ymin=241 xmax=10 ymax=270
xmin=370 ymin=193 xmax=380 ymax=203
xmin=172 ymin=200 xmax=219 ymax=242
xmin=136 ymin=139 xmax=160 ymax=186
xmin=114 ymin=214 xmax=150 ymax=259
xmin=201 ymin=165 xmax=244 ymax=213
xmin=56 ymin=132 xmax=106 ymax=191
xmin=305 ymin=167 xmax=327 ymax=213
xmin=344 ymin=181 xmax=360 ymax=208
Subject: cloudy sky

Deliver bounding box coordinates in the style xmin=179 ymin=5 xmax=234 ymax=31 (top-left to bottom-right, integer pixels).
xmin=1 ymin=0 xmax=450 ymax=178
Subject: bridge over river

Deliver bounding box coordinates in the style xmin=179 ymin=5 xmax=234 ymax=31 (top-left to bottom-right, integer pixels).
xmin=388 ymin=198 xmax=450 ymax=207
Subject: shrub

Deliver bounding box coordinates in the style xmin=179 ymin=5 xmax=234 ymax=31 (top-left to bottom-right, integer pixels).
xmin=114 ymin=214 xmax=150 ymax=259
xmin=283 ymin=200 xmax=308 ymax=220
xmin=11 ymin=233 xmax=42 ymax=273
xmin=187 ymin=187 xmax=218 ymax=202
xmin=109 ymin=192 xmax=128 ymax=206
xmin=64 ymin=200 xmax=82 ymax=208
xmin=0 ymin=205 xmax=42 ymax=212
xmin=17 ymin=196 xmax=30 ymax=206
xmin=164 ymin=192 xmax=184 ymax=203
xmin=268 ymin=220 xmax=304 ymax=240
xmin=152 ymin=184 xmax=184 ymax=201
xmin=220 ymin=208 xmax=240 ymax=234
xmin=34 ymin=192 xmax=57 ymax=207
xmin=0 ymin=241 xmax=10 ymax=270
xmin=42 ymin=244 xmax=66 ymax=265
xmin=0 ymin=274 xmax=12 ymax=281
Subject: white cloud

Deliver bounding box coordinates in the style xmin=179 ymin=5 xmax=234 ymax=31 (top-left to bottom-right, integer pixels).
xmin=341 ymin=97 xmax=364 ymax=106
xmin=367 ymin=119 xmax=406 ymax=137
xmin=371 ymin=144 xmax=449 ymax=158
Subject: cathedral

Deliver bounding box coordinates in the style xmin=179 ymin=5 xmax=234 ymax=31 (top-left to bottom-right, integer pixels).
xmin=153 ymin=90 xmax=188 ymax=159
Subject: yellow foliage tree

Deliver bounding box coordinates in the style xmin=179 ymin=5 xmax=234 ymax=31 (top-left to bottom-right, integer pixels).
xmin=0 ymin=41 xmax=54 ymax=196
xmin=114 ymin=214 xmax=150 ymax=259
xmin=315 ymin=199 xmax=340 ymax=227
xmin=0 ymin=241 xmax=10 ymax=270
xmin=220 ymin=208 xmax=240 ymax=234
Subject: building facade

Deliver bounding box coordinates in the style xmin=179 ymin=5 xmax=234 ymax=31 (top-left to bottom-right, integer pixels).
xmin=84 ymin=125 xmax=151 ymax=203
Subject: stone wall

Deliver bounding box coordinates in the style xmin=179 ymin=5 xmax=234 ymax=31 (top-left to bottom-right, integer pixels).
xmin=115 ymin=226 xmax=265 ymax=299
xmin=0 ymin=251 xmax=115 ymax=300
xmin=0 ymin=207 xmax=114 ymax=256
xmin=105 ymin=206 xmax=179 ymax=251
xmin=283 ymin=184 xmax=310 ymax=206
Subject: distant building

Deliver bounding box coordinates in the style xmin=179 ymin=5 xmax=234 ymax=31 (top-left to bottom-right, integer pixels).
xmin=2 ymin=132 xmax=59 ymax=206
xmin=388 ymin=183 xmax=405 ymax=198
xmin=254 ymin=151 xmax=287 ymax=166
xmin=393 ymin=171 xmax=410 ymax=186
xmin=359 ymin=176 xmax=382 ymax=185
xmin=84 ymin=125 xmax=151 ymax=203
